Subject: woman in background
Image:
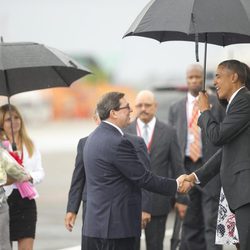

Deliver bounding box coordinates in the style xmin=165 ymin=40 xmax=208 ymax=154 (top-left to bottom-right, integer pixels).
xmin=0 ymin=146 xmax=31 ymax=250
xmin=0 ymin=104 xmax=45 ymax=250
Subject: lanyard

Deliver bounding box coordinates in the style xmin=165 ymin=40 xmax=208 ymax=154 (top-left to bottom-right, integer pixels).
xmin=136 ymin=122 xmax=154 ymax=152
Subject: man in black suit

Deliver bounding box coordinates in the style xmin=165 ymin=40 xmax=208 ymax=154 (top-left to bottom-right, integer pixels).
xmin=184 ymin=60 xmax=250 ymax=250
xmin=168 ymin=64 xmax=224 ymax=250
xmin=124 ymin=90 xmax=187 ymax=250
xmin=82 ymin=92 xmax=192 ymax=250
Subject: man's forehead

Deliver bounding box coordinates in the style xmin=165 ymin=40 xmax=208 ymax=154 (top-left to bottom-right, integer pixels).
xmin=135 ymin=99 xmax=155 ymax=104
xmin=186 ymin=68 xmax=203 ymax=76
xmin=217 ymin=66 xmax=231 ymax=74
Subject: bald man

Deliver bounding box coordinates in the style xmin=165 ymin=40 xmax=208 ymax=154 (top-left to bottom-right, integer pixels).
xmin=124 ymin=90 xmax=187 ymax=250
xmin=168 ymin=64 xmax=225 ymax=250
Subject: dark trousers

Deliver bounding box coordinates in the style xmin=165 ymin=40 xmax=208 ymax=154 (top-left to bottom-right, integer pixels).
xmin=82 ymin=236 xmax=136 ymax=250
xmin=81 ymin=201 xmax=87 ymax=250
xmin=144 ymin=215 xmax=168 ymax=250
xmin=235 ymin=203 xmax=250 ymax=250
xmin=180 ymin=158 xmax=222 ymax=250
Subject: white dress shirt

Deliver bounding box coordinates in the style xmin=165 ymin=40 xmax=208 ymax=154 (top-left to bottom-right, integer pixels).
xmin=185 ymin=92 xmax=202 ymax=157
xmin=4 ymin=143 xmax=45 ymax=197
xmin=136 ymin=117 xmax=156 ymax=146
xmin=103 ymin=120 xmax=124 ymax=135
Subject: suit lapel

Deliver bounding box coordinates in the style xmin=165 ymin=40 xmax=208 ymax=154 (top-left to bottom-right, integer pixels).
xmin=227 ymin=87 xmax=248 ymax=114
xmin=180 ymin=98 xmax=188 ymax=144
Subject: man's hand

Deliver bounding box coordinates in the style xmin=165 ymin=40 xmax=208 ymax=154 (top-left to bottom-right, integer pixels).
xmin=175 ymin=202 xmax=188 ymax=219
xmin=185 ymin=173 xmax=197 ymax=184
xmin=141 ymin=211 xmax=151 ymax=229
xmin=177 ymin=174 xmax=194 ymax=194
xmin=65 ymin=212 xmax=77 ymax=232
xmin=198 ymin=91 xmax=210 ymax=113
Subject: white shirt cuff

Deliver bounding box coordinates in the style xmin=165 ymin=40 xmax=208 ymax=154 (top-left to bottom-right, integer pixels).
xmin=193 ymin=173 xmax=200 ymax=184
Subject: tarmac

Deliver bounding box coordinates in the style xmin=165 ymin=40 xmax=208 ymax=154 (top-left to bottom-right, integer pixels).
xmin=10 ymin=120 xmax=235 ymax=250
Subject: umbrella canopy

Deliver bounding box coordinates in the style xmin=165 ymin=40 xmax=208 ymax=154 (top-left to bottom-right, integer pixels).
xmin=124 ymin=0 xmax=250 ymax=88
xmin=0 ymin=42 xmax=91 ymax=97
xmin=125 ymin=0 xmax=250 ymax=45
xmin=0 ymin=41 xmax=91 ymax=150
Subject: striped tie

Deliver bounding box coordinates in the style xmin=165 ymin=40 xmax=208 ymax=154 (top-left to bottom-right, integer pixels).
xmin=189 ymin=100 xmax=201 ymax=162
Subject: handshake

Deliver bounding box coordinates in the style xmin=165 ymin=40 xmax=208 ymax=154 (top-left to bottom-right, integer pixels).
xmin=176 ymin=173 xmax=197 ymax=194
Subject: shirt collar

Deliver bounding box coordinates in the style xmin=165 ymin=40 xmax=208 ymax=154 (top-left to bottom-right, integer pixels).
xmin=137 ymin=116 xmax=156 ymax=130
xmin=228 ymin=86 xmax=245 ymax=106
xmin=103 ymin=120 xmax=124 ymax=136
xmin=187 ymin=92 xmax=198 ymax=104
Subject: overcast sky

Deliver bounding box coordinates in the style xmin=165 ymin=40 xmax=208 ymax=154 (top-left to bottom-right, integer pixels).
xmin=1 ymin=0 xmax=250 ymax=88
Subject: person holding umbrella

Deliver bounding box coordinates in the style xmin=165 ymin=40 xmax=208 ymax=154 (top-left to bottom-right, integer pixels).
xmin=168 ymin=64 xmax=225 ymax=250
xmin=0 ymin=104 xmax=45 ymax=250
xmin=182 ymin=60 xmax=250 ymax=250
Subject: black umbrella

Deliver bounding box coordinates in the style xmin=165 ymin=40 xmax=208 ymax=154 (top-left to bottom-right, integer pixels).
xmin=124 ymin=0 xmax=250 ymax=90
xmin=0 ymin=40 xmax=91 ymax=149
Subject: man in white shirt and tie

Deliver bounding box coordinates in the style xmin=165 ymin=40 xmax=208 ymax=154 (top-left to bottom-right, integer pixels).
xmin=125 ymin=90 xmax=187 ymax=250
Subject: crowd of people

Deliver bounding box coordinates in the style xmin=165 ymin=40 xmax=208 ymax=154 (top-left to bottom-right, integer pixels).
xmin=65 ymin=59 xmax=250 ymax=250
xmin=0 ymin=59 xmax=249 ymax=250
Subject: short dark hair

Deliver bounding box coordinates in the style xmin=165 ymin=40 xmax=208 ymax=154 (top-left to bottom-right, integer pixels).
xmin=97 ymin=92 xmax=125 ymax=120
xmin=219 ymin=60 xmax=247 ymax=84
xmin=242 ymin=63 xmax=250 ymax=90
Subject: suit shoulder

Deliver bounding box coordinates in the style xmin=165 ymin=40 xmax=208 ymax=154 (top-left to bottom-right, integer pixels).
xmin=123 ymin=121 xmax=136 ymax=133
xmin=170 ymin=97 xmax=186 ymax=107
xmin=157 ymin=120 xmax=177 ymax=134
xmin=242 ymin=90 xmax=250 ymax=101
xmin=78 ymin=137 xmax=88 ymax=145
xmin=126 ymin=133 xmax=142 ymax=142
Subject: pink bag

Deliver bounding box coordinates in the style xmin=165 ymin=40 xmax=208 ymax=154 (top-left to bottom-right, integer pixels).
xmin=8 ymin=150 xmax=37 ymax=200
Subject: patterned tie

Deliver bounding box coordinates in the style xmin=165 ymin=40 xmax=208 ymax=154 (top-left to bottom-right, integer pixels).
xmin=142 ymin=124 xmax=149 ymax=145
xmin=189 ymin=100 xmax=201 ymax=162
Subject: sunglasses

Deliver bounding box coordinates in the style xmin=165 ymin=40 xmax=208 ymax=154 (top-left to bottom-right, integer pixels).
xmin=116 ymin=104 xmax=131 ymax=111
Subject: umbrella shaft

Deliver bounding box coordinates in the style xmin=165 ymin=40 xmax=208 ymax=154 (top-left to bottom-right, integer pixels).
xmin=202 ymin=34 xmax=208 ymax=91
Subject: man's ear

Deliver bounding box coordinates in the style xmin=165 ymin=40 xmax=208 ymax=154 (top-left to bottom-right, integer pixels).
xmin=110 ymin=110 xmax=117 ymax=119
xmin=232 ymin=72 xmax=239 ymax=84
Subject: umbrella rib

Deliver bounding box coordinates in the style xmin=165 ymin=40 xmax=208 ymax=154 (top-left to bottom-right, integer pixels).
xmin=52 ymin=66 xmax=70 ymax=87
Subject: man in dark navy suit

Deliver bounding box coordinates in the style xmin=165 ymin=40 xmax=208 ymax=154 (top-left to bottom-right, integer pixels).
xmin=65 ymin=112 xmax=152 ymax=249
xmin=82 ymin=92 xmax=192 ymax=250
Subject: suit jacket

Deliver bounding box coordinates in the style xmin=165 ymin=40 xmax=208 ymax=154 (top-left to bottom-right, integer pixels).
xmin=83 ymin=122 xmax=177 ymax=239
xmin=168 ymin=94 xmax=224 ymax=197
xmin=66 ymin=137 xmax=87 ymax=214
xmin=124 ymin=118 xmax=186 ymax=216
xmin=195 ymin=87 xmax=250 ymax=211
xmin=66 ymin=135 xmax=152 ymax=214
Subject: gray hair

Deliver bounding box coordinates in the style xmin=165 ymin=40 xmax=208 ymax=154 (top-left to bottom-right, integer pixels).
xmin=97 ymin=92 xmax=125 ymax=120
